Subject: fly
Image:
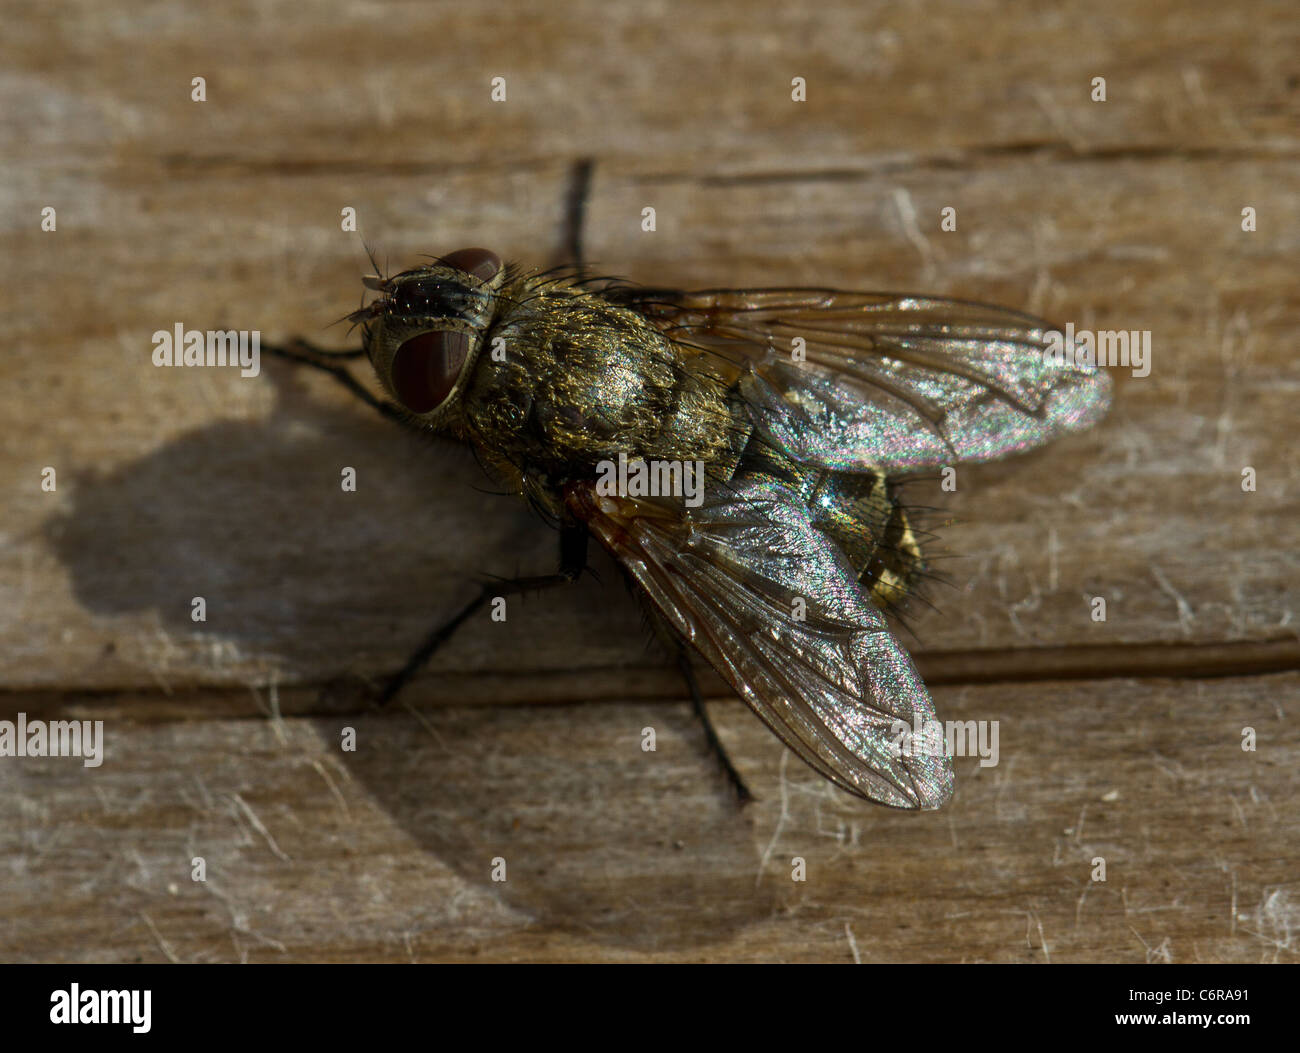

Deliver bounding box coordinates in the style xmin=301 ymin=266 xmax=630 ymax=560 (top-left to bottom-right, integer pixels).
xmin=265 ymin=247 xmax=1110 ymax=809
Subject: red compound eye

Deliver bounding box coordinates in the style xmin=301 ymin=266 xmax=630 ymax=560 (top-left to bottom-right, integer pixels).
xmin=439 ymin=247 xmax=502 ymax=282
xmin=390 ymin=330 xmax=470 ymax=414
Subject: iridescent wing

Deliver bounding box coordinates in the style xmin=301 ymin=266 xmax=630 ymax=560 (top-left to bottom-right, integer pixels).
xmin=608 ymin=287 xmax=1111 ymax=472
xmin=566 ymin=477 xmax=953 ymax=809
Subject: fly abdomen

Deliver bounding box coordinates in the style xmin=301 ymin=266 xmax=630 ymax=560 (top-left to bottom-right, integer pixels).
xmin=729 ymin=434 xmax=925 ymax=612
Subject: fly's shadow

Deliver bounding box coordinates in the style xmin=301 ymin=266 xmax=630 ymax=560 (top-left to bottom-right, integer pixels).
xmin=41 ymin=361 xmax=577 ymax=676
xmin=42 ymin=350 xmax=770 ymax=949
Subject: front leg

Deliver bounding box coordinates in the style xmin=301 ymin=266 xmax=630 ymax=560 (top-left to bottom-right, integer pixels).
xmin=262 ymin=337 xmax=410 ymax=428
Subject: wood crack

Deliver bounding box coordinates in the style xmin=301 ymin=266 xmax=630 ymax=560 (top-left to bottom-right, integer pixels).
xmin=632 ymin=142 xmax=1300 ymax=185
xmin=5 ymin=638 xmax=1296 ymax=720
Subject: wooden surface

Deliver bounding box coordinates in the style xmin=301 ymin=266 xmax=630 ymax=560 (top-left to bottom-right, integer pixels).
xmin=2 ymin=0 xmax=1297 ymax=962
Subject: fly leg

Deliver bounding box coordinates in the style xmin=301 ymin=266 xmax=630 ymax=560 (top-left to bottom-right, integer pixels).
xmin=262 ymin=337 xmax=409 ymax=427
xmin=375 ymin=522 xmax=590 ymax=706
xmin=559 ymin=158 xmax=595 ymax=270
xmin=675 ymin=649 xmax=754 ymax=805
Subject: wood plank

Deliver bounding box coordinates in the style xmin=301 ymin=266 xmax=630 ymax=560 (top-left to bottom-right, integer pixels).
xmin=3 ymin=674 xmax=1295 ymax=962
xmin=7 ymin=1 xmax=1295 ymax=170
xmin=5 ymin=153 xmax=1295 ymax=691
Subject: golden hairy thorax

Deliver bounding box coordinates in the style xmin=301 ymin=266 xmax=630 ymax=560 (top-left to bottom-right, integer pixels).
xmin=457 ymin=277 xmax=743 ymax=482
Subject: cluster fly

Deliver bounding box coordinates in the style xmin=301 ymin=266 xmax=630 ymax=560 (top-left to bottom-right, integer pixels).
xmin=267 ymin=247 xmax=1110 ymax=810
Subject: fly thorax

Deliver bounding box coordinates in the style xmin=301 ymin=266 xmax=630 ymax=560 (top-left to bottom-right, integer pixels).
xmin=462 ymin=297 xmax=727 ymax=475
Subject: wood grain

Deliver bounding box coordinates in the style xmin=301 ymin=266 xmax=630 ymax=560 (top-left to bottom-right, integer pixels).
xmin=4 ymin=675 xmax=1296 ymax=963
xmin=1 ymin=0 xmax=1296 ymax=962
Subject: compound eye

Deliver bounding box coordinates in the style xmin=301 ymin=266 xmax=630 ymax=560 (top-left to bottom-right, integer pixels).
xmin=390 ymin=330 xmax=470 ymax=414
xmin=439 ymin=247 xmax=502 ymax=282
